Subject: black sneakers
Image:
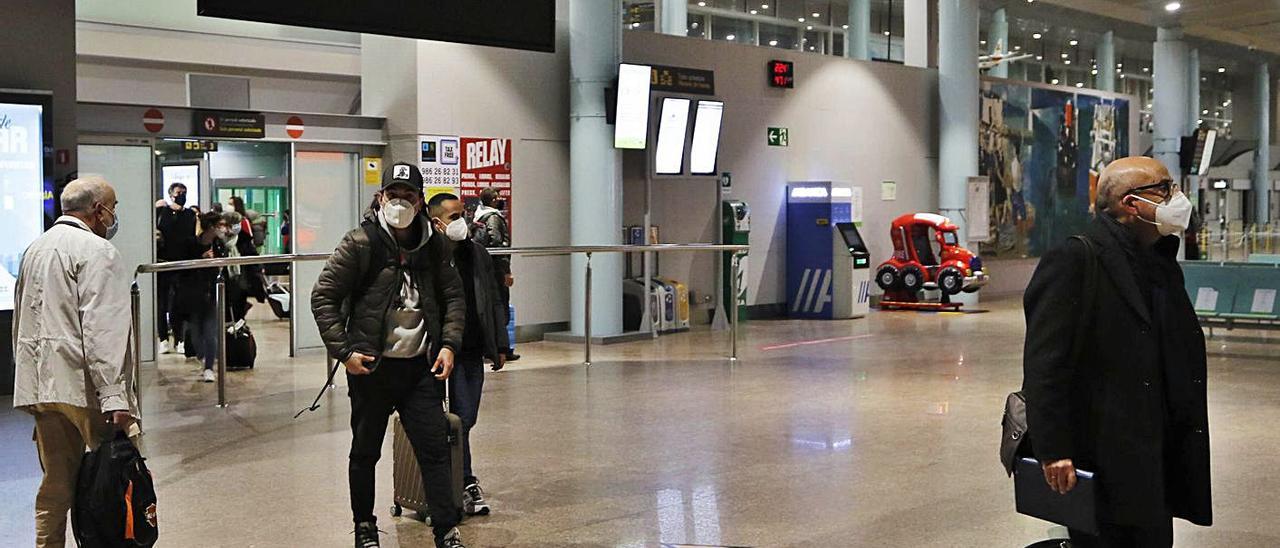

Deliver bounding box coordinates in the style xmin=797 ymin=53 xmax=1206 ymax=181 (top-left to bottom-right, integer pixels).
xmin=436 ymin=527 xmax=466 ymax=548
xmin=354 ymin=521 xmax=380 ymax=548
xmin=463 ymin=483 xmax=491 ymax=516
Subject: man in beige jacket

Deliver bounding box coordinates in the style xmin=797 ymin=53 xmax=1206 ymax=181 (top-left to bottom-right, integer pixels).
xmin=12 ymin=176 xmax=140 ymax=547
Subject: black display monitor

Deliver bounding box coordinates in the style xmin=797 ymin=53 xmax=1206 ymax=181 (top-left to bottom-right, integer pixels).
xmin=836 ymin=222 xmax=869 ymax=253
xmin=197 ymin=0 xmax=557 ymax=52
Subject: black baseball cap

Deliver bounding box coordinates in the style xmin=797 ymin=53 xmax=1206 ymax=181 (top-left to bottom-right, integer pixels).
xmin=381 ymin=162 xmax=423 ymax=192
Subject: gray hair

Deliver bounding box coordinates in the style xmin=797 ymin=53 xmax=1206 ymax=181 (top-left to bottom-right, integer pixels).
xmin=61 ymin=176 xmax=113 ymax=213
xmin=222 ymin=210 xmax=243 ymax=225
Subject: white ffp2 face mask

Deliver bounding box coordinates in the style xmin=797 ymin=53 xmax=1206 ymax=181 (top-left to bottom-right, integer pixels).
xmin=444 ymin=217 xmax=469 ymax=241
xmin=1132 ymin=191 xmax=1193 ymax=236
xmin=381 ymin=198 xmax=416 ymax=229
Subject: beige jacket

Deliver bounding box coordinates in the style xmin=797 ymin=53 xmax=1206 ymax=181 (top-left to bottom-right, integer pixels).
xmin=12 ymin=216 xmax=136 ymax=414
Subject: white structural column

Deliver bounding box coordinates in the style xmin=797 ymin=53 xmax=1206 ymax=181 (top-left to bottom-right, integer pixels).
xmin=1256 ymin=62 xmax=1271 ymax=224
xmin=903 ymin=0 xmax=929 ymax=68
xmin=938 ymin=0 xmax=978 ymax=243
xmin=1153 ymin=27 xmax=1189 ymax=181
xmin=1098 ymin=31 xmax=1116 ymax=92
xmin=658 ymin=0 xmax=687 ymax=37
xmin=1187 ymin=48 xmax=1201 ymax=133
xmin=569 ymin=0 xmax=624 ymax=337
xmin=846 ymin=0 xmax=870 ymax=60
xmin=987 ymin=8 xmax=1008 ymax=78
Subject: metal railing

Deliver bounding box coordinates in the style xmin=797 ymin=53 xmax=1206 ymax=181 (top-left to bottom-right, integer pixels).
xmin=131 ymin=243 xmax=749 ymax=408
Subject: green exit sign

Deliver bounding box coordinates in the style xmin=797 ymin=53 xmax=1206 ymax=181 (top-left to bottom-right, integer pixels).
xmin=768 ymin=127 xmax=789 ymax=147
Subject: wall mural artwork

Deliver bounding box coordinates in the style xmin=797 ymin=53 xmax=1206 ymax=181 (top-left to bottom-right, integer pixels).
xmin=979 ymin=80 xmax=1130 ymax=258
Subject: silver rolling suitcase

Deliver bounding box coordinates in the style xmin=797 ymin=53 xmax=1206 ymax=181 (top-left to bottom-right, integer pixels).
xmin=390 ymin=380 xmax=465 ymax=521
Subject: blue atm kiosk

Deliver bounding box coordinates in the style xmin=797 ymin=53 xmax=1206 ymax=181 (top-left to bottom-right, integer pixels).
xmin=786 ymin=182 xmax=872 ymax=319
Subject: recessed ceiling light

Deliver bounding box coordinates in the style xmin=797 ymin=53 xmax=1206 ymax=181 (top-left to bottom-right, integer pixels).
xmin=1051 ymin=78 xmax=1060 ymax=84
xmin=1076 ymin=82 xmax=1084 ymax=88
xmin=726 ymin=34 xmax=736 ymax=40
xmin=812 ymin=12 xmax=821 ymax=17
xmin=761 ymin=4 xmax=769 ymax=8
xmin=1202 ymin=109 xmax=1209 ymax=114
xmin=883 ymin=30 xmax=891 ymax=36
xmin=842 ymin=24 xmax=849 ymax=29
xmin=750 ymin=9 xmax=757 ymax=14
xmin=1165 ymin=2 xmax=1181 ymax=12
xmin=807 ymin=25 xmax=814 ymax=30
xmin=697 ymin=1 xmax=706 ymax=6
xmin=1061 ymin=53 xmax=1069 ymax=58
xmin=1032 ymin=32 xmax=1042 ymax=40
xmin=1225 ymin=100 xmax=1232 ymax=106
xmin=798 ymin=17 xmax=805 ymax=22
xmin=980 ymin=40 xmax=987 ymax=45
xmin=1218 ymin=66 xmax=1226 ymax=73
xmin=1036 ymin=55 xmax=1043 ymax=60
xmin=1120 ymin=74 xmax=1126 ymax=79
xmin=1069 ymin=39 xmax=1078 ymax=46
xmin=1092 ymin=69 xmax=1098 ymax=75
xmin=1117 ymin=63 xmax=1123 ymax=68
xmin=1014 ymin=45 xmax=1021 ymax=50
xmin=1143 ymin=67 xmax=1150 ymax=72
xmin=1065 ymin=59 xmax=1072 ymax=65
xmin=769 ymin=40 xmax=778 ymax=46
xmin=809 ymin=46 xmax=816 ymax=51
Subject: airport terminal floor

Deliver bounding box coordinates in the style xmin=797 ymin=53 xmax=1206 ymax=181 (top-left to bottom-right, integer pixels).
xmin=3 ymin=296 xmax=1280 ymax=547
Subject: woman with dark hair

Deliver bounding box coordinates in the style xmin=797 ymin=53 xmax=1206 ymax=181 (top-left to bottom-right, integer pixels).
xmin=227 ymin=195 xmax=254 ymax=240
xmin=172 ymin=211 xmax=230 ymax=383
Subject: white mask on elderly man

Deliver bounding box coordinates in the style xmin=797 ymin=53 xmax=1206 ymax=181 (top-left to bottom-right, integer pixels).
xmin=1131 ymin=191 xmax=1193 ymax=237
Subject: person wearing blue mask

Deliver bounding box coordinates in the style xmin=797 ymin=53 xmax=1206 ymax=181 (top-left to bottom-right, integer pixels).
xmin=14 ymin=176 xmax=141 ymax=548
xmin=1023 ymin=156 xmax=1211 ymax=547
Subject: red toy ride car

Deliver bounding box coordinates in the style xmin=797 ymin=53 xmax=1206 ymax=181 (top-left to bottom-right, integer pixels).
xmin=875 ymin=213 xmax=989 ymax=297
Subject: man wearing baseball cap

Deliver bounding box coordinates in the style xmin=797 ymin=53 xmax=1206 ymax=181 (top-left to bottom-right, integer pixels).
xmin=312 ymin=162 xmax=469 ymax=548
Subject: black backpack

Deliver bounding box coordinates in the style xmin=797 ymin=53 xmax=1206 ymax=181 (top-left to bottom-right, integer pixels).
xmin=72 ymin=432 xmax=158 ymax=548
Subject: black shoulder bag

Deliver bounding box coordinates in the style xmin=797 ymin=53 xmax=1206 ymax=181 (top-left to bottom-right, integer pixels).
xmin=1000 ymin=235 xmax=1098 ymax=475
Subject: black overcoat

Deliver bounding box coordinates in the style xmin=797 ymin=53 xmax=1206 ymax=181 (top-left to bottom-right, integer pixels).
xmin=1022 ymin=216 xmax=1211 ymax=527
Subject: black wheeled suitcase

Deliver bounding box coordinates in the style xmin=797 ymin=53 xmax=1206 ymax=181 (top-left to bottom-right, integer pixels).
xmin=390 ymin=380 xmax=465 ymax=521
xmin=225 ymin=319 xmax=256 ymax=370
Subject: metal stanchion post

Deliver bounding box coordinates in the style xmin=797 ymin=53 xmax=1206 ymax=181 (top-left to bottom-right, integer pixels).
xmin=584 ymin=252 xmax=593 ymax=367
xmin=730 ymin=251 xmax=739 ymax=362
xmin=215 ymin=271 xmax=228 ymax=408
xmin=130 ymin=281 xmax=142 ymax=412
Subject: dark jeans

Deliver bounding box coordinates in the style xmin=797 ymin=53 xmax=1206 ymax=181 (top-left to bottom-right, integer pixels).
xmin=1070 ymin=520 xmax=1173 ymax=548
xmin=187 ymin=309 xmax=218 ymax=371
xmin=448 ymin=352 xmax=485 ymax=484
xmin=156 ymin=272 xmax=185 ymax=342
xmin=348 ymin=356 xmax=458 ymax=537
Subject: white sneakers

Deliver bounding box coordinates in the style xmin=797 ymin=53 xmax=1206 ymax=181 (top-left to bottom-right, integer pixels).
xmin=201 ymin=369 xmax=216 ymax=383
xmin=176 ymin=341 xmax=186 ymax=355
xmin=158 ymin=339 xmax=171 ymax=354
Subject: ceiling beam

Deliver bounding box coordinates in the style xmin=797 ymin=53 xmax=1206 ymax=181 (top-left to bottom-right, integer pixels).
xmin=1034 ymin=0 xmax=1280 ymax=58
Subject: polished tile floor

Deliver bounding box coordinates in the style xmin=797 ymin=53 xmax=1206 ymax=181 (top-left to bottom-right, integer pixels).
xmin=4 ymin=296 xmax=1280 ymax=547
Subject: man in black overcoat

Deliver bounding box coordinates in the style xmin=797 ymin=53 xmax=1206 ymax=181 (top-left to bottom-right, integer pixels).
xmin=1023 ymin=156 xmax=1212 ymax=546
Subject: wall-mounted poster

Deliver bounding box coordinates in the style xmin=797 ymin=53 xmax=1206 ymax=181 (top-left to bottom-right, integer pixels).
xmin=459 ymin=137 xmax=513 ymax=230
xmin=978 ymin=79 xmax=1133 ymax=258
xmin=419 ymin=134 xmax=461 ymax=200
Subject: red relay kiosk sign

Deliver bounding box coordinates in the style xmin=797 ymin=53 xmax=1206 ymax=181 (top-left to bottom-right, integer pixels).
xmin=459 ymin=137 xmax=514 ymax=229
xmin=769 ymin=60 xmax=794 ymax=89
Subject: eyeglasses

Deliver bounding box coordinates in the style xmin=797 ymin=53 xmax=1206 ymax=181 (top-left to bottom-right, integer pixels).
xmin=1127 ymin=179 xmax=1179 ymax=199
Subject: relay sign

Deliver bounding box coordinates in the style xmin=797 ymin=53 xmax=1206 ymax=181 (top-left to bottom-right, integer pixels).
xmin=769 ymin=60 xmax=794 ymax=89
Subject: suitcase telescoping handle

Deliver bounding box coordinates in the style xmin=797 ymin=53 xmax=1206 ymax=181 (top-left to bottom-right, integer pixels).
xmin=442 ymin=371 xmax=450 ymax=412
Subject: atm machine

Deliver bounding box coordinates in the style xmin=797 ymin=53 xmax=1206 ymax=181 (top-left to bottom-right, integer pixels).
xmin=786 ymin=182 xmax=870 ymax=319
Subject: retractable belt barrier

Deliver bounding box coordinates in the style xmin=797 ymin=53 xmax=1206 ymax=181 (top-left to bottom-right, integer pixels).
xmin=132 ymin=244 xmax=749 ymax=409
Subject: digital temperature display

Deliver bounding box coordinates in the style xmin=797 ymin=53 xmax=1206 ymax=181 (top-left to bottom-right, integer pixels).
xmin=769 ymin=60 xmax=794 ymax=88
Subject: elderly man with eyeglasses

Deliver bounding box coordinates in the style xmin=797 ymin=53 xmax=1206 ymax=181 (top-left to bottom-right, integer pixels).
xmin=1021 ymin=156 xmax=1212 ymax=547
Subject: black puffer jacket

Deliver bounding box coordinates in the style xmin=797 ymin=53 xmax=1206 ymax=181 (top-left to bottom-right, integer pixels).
xmin=311 ymin=211 xmax=466 ymax=366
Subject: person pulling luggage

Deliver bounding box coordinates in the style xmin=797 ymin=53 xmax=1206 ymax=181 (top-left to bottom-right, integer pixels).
xmin=311 ymin=163 xmax=470 ymax=548
xmin=428 ymin=192 xmax=512 ymax=517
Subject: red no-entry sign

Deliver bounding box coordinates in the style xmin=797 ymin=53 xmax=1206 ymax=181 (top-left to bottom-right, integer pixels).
xmin=143 ymin=108 xmax=165 ymax=133
xmin=286 ymin=116 xmax=305 ymax=139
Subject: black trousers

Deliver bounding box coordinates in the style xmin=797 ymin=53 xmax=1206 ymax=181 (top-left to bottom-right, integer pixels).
xmin=1070 ymin=520 xmax=1173 ymax=548
xmin=348 ymin=356 xmax=458 ymax=537
xmin=448 ymin=352 xmax=485 ymax=485
xmin=156 ymin=272 xmax=185 ymax=341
